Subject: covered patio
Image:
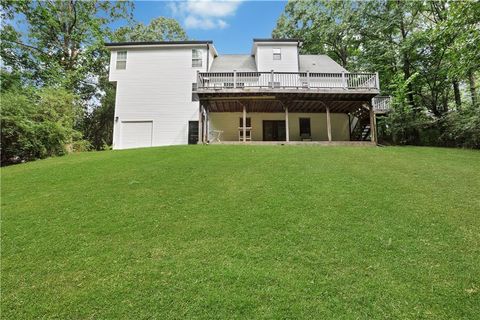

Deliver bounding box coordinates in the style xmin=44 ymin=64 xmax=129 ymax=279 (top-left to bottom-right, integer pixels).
xmin=196 ymin=91 xmax=380 ymax=144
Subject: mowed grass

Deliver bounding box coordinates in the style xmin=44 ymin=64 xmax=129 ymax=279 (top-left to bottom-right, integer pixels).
xmin=1 ymin=146 xmax=479 ymax=319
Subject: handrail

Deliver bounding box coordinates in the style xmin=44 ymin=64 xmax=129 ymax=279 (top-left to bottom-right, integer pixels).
xmin=372 ymin=96 xmax=391 ymax=113
xmin=196 ymin=71 xmax=379 ymax=90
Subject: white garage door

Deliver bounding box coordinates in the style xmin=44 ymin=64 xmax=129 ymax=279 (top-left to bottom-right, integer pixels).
xmin=120 ymin=121 xmax=153 ymax=149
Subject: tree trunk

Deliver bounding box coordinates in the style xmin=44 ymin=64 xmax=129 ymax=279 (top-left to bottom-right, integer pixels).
xmin=469 ymin=71 xmax=477 ymax=108
xmin=398 ymin=4 xmax=416 ymax=110
xmin=453 ymin=80 xmax=461 ymax=109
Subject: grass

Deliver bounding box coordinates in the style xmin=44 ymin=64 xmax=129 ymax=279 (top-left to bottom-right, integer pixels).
xmin=1 ymin=145 xmax=479 ymax=319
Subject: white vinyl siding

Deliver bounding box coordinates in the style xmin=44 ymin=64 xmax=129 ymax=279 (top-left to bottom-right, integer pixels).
xmin=120 ymin=121 xmax=152 ymax=149
xmin=254 ymin=43 xmax=299 ymax=72
xmin=116 ymin=51 xmax=127 ymax=70
xmin=109 ymin=46 xmax=207 ymax=149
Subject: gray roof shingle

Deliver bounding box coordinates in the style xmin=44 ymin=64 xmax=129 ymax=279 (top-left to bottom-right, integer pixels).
xmin=210 ymin=55 xmax=257 ymax=72
xmin=299 ymin=55 xmax=347 ymax=73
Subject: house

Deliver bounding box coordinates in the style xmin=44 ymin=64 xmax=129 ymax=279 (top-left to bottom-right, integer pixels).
xmin=106 ymin=39 xmax=389 ymax=149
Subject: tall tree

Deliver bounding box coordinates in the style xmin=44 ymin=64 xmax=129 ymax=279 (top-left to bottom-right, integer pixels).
xmin=272 ymin=0 xmax=362 ymax=69
xmin=114 ymin=17 xmax=187 ymax=42
xmin=1 ymin=0 xmax=133 ymax=102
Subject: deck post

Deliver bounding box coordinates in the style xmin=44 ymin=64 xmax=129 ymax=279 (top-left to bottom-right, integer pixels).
xmin=197 ymin=70 xmax=200 ymax=89
xmin=198 ymin=104 xmax=203 ymax=144
xmin=233 ymin=70 xmax=237 ymax=89
xmin=242 ymin=103 xmax=246 ymax=143
xmin=285 ymin=105 xmax=290 ymax=142
xmin=204 ymin=107 xmax=208 ymax=143
xmin=375 ymin=72 xmax=380 ymax=90
xmin=369 ymin=105 xmax=377 ymax=143
xmin=271 ymin=70 xmax=274 ymax=89
xmin=342 ymin=71 xmax=346 ymax=89
xmin=307 ymin=70 xmax=310 ymax=88
xmin=326 ymin=106 xmax=332 ymax=142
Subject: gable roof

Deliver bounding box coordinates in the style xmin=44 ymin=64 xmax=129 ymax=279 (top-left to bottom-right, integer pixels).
xmin=299 ymin=55 xmax=347 ymax=73
xmin=210 ymin=55 xmax=257 ymax=72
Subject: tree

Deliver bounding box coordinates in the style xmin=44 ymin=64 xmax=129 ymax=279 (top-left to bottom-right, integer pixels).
xmin=1 ymin=0 xmax=133 ymax=101
xmin=273 ymin=0 xmax=362 ymax=69
xmin=114 ymin=17 xmax=187 ymax=42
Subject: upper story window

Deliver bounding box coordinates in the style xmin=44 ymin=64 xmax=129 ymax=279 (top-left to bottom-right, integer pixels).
xmin=273 ymin=48 xmax=281 ymax=60
xmin=116 ymin=51 xmax=127 ymax=70
xmin=192 ymin=49 xmax=202 ymax=67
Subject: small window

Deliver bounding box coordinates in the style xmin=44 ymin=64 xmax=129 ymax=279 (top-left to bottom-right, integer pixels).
xmin=273 ymin=48 xmax=281 ymax=60
xmin=116 ymin=51 xmax=127 ymax=70
xmin=192 ymin=49 xmax=202 ymax=67
xmin=239 ymin=117 xmax=251 ymax=127
xmin=299 ymin=118 xmax=311 ymax=136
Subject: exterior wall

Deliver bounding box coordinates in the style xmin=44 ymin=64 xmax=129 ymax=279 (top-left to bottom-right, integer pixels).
xmin=209 ymin=112 xmax=350 ymax=142
xmin=254 ymin=43 xmax=299 ymax=72
xmin=109 ymin=45 xmax=208 ymax=149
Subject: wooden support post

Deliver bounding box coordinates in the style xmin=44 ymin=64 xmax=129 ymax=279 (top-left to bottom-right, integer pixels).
xmin=271 ymin=70 xmax=275 ymax=89
xmin=326 ymin=106 xmax=332 ymax=142
xmin=242 ymin=103 xmax=246 ymax=143
xmin=369 ymin=106 xmax=376 ymax=143
xmin=198 ymin=105 xmax=203 ymax=144
xmin=285 ymin=105 xmax=290 ymax=142
xmin=203 ymin=107 xmax=208 ymax=143
xmin=233 ymin=70 xmax=237 ymax=89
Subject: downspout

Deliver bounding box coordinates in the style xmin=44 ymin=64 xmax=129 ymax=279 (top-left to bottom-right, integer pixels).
xmin=206 ymin=43 xmax=210 ymax=72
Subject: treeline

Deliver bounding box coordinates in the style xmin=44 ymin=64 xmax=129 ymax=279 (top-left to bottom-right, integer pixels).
xmin=273 ymin=0 xmax=480 ymax=147
xmin=0 ymin=0 xmax=187 ymax=165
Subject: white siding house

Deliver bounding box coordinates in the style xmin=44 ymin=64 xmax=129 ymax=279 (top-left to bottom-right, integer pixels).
xmin=106 ymin=39 xmax=388 ymax=149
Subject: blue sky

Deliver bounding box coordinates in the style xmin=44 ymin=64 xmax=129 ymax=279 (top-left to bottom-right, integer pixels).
xmin=131 ymin=1 xmax=288 ymax=54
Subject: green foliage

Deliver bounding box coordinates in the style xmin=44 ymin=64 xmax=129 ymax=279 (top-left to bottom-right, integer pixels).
xmin=114 ymin=17 xmax=188 ymax=42
xmin=273 ymin=0 xmax=362 ymax=68
xmin=274 ymin=0 xmax=480 ymax=148
xmin=1 ymin=85 xmax=85 ymax=164
xmin=442 ymin=106 xmax=480 ymax=149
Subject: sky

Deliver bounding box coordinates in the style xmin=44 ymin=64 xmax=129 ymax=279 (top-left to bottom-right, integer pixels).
xmin=130 ymin=0 xmax=288 ymax=54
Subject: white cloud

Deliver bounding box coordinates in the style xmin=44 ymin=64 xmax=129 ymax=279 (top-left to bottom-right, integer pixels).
xmin=169 ymin=0 xmax=242 ymax=30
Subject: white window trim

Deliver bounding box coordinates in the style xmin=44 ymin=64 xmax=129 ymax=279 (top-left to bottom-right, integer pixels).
xmin=273 ymin=48 xmax=281 ymax=60
xmin=192 ymin=49 xmax=202 ymax=67
xmin=116 ymin=51 xmax=127 ymax=70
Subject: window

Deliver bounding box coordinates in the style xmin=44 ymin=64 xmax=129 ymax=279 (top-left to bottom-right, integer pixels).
xmin=239 ymin=117 xmax=251 ymax=128
xmin=116 ymin=51 xmax=127 ymax=70
xmin=192 ymin=49 xmax=202 ymax=67
xmin=273 ymin=48 xmax=281 ymax=60
xmin=299 ymin=118 xmax=311 ymax=137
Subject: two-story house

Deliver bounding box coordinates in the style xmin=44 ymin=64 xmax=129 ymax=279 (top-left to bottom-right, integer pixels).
xmin=106 ymin=39 xmax=389 ymax=149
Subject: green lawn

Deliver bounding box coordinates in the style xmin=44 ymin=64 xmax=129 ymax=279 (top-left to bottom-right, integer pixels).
xmin=1 ymin=146 xmax=479 ymax=319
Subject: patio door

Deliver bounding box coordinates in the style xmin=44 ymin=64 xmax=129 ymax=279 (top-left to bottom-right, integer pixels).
xmin=263 ymin=120 xmax=286 ymax=141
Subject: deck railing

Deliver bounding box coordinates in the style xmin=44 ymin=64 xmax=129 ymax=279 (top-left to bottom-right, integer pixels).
xmin=197 ymin=71 xmax=379 ymax=91
xmin=372 ymin=96 xmax=391 ymax=113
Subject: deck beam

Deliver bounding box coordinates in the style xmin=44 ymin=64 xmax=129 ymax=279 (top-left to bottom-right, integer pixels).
xmin=285 ymin=106 xmax=290 ymax=142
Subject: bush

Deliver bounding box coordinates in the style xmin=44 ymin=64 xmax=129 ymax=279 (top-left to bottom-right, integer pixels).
xmin=1 ymin=87 xmax=83 ymax=165
xmin=441 ymin=106 xmax=480 ymax=148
